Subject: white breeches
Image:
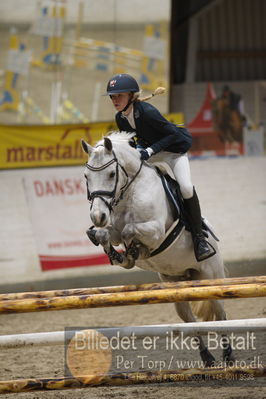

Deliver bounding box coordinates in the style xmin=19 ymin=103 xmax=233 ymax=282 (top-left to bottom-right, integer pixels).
xmin=149 ymin=152 xmax=194 ymax=199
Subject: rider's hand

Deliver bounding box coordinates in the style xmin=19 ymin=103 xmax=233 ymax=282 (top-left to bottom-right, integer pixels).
xmin=139 ymin=147 xmax=154 ymax=161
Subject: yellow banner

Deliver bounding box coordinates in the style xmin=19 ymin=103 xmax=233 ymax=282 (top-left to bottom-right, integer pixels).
xmin=0 ymin=113 xmax=184 ymax=169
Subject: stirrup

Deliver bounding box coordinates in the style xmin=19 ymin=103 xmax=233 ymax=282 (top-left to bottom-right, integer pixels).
xmin=194 ymin=236 xmax=216 ymax=262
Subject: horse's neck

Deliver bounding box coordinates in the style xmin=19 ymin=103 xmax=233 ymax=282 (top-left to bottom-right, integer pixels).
xmin=116 ymin=147 xmax=142 ymax=176
xmin=122 ymin=160 xmax=174 ymax=229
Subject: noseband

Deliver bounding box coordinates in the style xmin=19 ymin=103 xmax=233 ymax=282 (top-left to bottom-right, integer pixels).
xmin=85 ymin=150 xmax=143 ymax=212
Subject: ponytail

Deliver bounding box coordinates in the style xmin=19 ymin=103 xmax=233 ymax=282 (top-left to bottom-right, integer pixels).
xmin=122 ymin=86 xmax=166 ymax=113
xmin=138 ymin=86 xmax=166 ymax=102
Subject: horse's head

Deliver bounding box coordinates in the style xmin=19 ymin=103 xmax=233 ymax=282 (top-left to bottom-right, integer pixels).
xmin=81 ymin=132 xmax=138 ymax=227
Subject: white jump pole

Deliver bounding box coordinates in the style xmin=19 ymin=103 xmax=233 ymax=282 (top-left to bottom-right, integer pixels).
xmin=1 ymin=318 xmax=265 ymax=349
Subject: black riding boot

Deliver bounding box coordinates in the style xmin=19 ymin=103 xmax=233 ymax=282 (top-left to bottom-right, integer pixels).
xmin=183 ymin=188 xmax=214 ymax=262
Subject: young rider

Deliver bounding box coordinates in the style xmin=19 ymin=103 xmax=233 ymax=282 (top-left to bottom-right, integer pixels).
xmin=105 ymin=73 xmax=214 ymax=262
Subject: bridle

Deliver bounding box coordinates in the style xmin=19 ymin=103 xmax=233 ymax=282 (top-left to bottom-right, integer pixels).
xmin=85 ymin=149 xmax=143 ymax=212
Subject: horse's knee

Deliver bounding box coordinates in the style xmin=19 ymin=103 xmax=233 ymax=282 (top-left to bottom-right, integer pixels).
xmin=121 ymin=224 xmax=135 ymax=244
xmin=95 ymin=229 xmax=110 ymax=246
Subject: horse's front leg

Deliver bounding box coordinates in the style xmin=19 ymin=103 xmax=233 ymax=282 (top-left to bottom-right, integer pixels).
xmin=121 ymin=220 xmax=165 ymax=260
xmin=86 ymin=227 xmax=134 ymax=269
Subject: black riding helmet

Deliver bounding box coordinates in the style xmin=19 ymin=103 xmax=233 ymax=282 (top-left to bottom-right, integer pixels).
xmin=105 ymin=73 xmax=139 ymax=95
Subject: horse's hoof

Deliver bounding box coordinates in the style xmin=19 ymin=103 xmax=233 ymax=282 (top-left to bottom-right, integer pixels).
xmin=223 ymin=348 xmax=235 ymax=364
xmin=110 ymin=251 xmax=124 ymax=264
xmin=200 ymin=348 xmax=216 ymax=367
xmin=86 ymin=228 xmax=99 ymax=246
xmin=122 ymin=260 xmax=135 ymax=269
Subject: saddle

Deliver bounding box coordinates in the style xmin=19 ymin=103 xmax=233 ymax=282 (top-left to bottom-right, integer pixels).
xmin=156 ymin=167 xmax=183 ymax=222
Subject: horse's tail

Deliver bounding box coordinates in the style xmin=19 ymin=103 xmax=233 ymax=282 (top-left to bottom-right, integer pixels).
xmin=190 ymin=300 xmax=216 ymax=321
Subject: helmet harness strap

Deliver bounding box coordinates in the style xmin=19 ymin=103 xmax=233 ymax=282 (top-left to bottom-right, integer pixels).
xmin=121 ymin=93 xmax=136 ymax=113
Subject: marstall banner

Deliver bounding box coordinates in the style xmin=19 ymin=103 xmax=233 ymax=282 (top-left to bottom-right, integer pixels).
xmin=0 ymin=113 xmax=183 ymax=169
xmin=0 ymin=122 xmax=116 ymax=169
xmin=23 ymin=167 xmax=110 ymax=271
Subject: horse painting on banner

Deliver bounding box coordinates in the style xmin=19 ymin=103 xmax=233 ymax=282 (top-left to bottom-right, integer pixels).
xmin=81 ymin=132 xmax=235 ymax=367
xmin=211 ymin=97 xmax=243 ymax=143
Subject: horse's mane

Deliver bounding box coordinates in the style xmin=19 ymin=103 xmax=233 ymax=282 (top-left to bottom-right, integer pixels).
xmin=107 ymin=131 xmax=135 ymax=142
xmin=92 ymin=131 xmax=146 ymax=168
xmin=96 ymin=131 xmax=136 ymax=150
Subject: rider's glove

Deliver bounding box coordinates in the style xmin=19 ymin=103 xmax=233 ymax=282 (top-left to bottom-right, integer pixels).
xmin=139 ymin=147 xmax=154 ymax=161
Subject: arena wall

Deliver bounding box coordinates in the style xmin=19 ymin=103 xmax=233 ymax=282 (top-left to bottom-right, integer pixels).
xmin=0 ymin=156 xmax=265 ymax=291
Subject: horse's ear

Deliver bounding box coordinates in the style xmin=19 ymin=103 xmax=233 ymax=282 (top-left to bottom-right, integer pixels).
xmin=81 ymin=139 xmax=93 ymax=154
xmin=104 ymin=137 xmax=113 ymax=152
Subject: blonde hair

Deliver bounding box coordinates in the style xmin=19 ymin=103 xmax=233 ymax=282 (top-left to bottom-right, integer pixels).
xmin=132 ymin=87 xmax=166 ymax=102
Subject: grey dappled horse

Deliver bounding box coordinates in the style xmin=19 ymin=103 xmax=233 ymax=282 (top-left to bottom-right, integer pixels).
xmin=81 ymin=132 xmax=235 ymax=366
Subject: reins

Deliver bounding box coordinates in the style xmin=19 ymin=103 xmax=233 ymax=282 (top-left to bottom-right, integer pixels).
xmin=85 ymin=149 xmax=144 ymax=212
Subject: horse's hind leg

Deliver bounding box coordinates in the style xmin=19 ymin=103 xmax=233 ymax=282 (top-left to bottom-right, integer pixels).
xmin=174 ymin=301 xmax=216 ymax=367
xmin=159 ymin=273 xmax=215 ymax=367
xmin=197 ymin=261 xmax=235 ymax=364
xmin=212 ymin=300 xmax=235 ymax=364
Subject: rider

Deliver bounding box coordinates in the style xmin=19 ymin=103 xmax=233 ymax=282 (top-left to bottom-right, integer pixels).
xmin=221 ymin=84 xmax=246 ymax=124
xmin=105 ymin=73 xmax=214 ymax=262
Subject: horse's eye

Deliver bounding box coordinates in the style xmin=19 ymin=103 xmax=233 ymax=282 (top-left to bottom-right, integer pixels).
xmin=109 ymin=171 xmax=115 ymax=179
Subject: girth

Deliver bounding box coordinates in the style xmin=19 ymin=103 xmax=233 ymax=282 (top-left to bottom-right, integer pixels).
xmin=150 ymin=218 xmax=184 ymax=257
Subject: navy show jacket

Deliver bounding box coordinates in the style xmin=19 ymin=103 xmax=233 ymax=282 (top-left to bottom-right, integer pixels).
xmin=115 ymin=101 xmax=192 ymax=154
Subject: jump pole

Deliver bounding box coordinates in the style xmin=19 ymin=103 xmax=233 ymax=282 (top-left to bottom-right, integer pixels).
xmin=0 ymin=367 xmax=265 ymax=394
xmin=0 ymin=283 xmax=265 ymax=314
xmin=0 ymin=318 xmax=265 ymax=349
xmin=1 ymin=275 xmax=266 ymax=301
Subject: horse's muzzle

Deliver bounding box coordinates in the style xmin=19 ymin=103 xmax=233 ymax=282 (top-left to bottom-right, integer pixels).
xmin=91 ymin=210 xmax=109 ymax=227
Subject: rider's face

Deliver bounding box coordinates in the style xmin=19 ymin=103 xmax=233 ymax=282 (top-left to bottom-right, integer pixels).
xmin=110 ymin=92 xmax=131 ymax=112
